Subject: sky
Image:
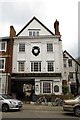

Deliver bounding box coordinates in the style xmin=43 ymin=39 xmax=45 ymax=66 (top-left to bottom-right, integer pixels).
xmin=0 ymin=0 xmax=79 ymax=58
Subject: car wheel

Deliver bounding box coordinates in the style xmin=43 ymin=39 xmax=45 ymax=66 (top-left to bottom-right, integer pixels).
xmin=2 ymin=104 xmax=9 ymax=112
xmin=74 ymin=106 xmax=80 ymax=117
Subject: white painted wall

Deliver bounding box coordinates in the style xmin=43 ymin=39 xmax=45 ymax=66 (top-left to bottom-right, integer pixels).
xmin=12 ymin=18 xmax=63 ymax=95
xmin=19 ymin=19 xmax=52 ymax=36
xmin=12 ymin=37 xmax=63 ymax=74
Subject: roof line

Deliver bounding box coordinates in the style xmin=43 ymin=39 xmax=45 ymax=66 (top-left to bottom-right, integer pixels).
xmin=63 ymin=50 xmax=80 ymax=66
xmin=16 ymin=16 xmax=54 ymax=36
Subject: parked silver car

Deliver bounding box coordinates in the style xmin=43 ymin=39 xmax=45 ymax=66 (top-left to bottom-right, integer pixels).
xmin=63 ymin=95 xmax=80 ymax=116
xmin=0 ymin=94 xmax=23 ymax=112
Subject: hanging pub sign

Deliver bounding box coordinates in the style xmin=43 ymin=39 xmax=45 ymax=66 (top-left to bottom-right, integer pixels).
xmin=32 ymin=46 xmax=40 ymax=56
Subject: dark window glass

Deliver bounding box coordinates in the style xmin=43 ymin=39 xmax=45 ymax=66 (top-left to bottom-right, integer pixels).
xmin=54 ymin=85 xmax=59 ymax=92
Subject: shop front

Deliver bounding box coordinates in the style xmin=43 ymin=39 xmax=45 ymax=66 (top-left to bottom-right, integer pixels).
xmin=11 ymin=73 xmax=62 ymax=100
xmin=11 ymin=78 xmax=35 ymax=100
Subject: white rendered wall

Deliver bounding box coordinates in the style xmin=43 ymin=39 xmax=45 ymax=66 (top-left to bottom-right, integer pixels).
xmin=19 ymin=19 xmax=52 ymax=36
xmin=12 ymin=37 xmax=63 ymax=74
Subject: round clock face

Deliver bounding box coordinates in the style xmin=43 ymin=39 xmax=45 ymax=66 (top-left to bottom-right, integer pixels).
xmin=32 ymin=46 xmax=40 ymax=56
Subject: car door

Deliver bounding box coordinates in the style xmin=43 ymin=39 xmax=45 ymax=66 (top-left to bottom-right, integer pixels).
xmin=0 ymin=97 xmax=3 ymax=110
xmin=78 ymin=96 xmax=80 ymax=104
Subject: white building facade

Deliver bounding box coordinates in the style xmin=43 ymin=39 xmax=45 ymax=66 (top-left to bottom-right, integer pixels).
xmin=63 ymin=50 xmax=80 ymax=94
xmin=11 ymin=17 xmax=63 ymax=98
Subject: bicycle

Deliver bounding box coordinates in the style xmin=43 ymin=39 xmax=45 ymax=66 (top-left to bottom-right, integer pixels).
xmin=35 ymin=96 xmax=48 ymax=105
xmin=51 ymin=97 xmax=64 ymax=106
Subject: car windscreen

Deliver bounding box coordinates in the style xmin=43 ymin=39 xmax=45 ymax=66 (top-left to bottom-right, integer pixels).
xmin=2 ymin=94 xmax=13 ymax=99
xmin=73 ymin=95 xmax=80 ymax=100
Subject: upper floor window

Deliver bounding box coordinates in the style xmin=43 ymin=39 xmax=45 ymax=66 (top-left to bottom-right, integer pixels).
xmin=47 ymin=61 xmax=54 ymax=72
xmin=19 ymin=43 xmax=25 ymax=52
xmin=47 ymin=43 xmax=53 ymax=52
xmin=29 ymin=30 xmax=39 ymax=37
xmin=69 ymin=72 xmax=73 ymax=79
xmin=64 ymin=59 xmax=67 ymax=67
xmin=0 ymin=42 xmax=6 ymax=52
xmin=18 ymin=61 xmax=25 ymax=72
xmin=31 ymin=61 xmax=41 ymax=72
xmin=0 ymin=58 xmax=5 ymax=70
xmin=68 ymin=59 xmax=72 ymax=67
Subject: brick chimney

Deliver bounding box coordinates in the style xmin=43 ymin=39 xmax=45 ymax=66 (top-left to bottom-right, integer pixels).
xmin=54 ymin=19 xmax=60 ymax=35
xmin=10 ymin=26 xmax=16 ymax=37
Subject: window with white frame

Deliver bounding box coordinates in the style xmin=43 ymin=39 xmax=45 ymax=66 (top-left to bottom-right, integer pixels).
xmin=29 ymin=30 xmax=39 ymax=36
xmin=18 ymin=61 xmax=25 ymax=72
xmin=0 ymin=42 xmax=6 ymax=51
xmin=31 ymin=61 xmax=41 ymax=72
xmin=43 ymin=81 xmax=52 ymax=93
xmin=47 ymin=43 xmax=53 ymax=52
xmin=47 ymin=61 xmax=54 ymax=72
xmin=0 ymin=58 xmax=5 ymax=70
xmin=19 ymin=43 xmax=25 ymax=52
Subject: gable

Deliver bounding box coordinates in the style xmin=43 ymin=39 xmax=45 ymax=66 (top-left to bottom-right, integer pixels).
xmin=16 ymin=17 xmax=54 ymax=36
xmin=63 ymin=50 xmax=80 ymax=66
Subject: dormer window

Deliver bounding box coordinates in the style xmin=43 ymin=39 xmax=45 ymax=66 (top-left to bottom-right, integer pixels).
xmin=28 ymin=29 xmax=40 ymax=36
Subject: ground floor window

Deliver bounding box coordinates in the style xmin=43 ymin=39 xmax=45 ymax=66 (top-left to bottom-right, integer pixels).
xmin=39 ymin=81 xmax=60 ymax=94
xmin=43 ymin=82 xmax=51 ymax=93
xmin=42 ymin=81 xmax=52 ymax=94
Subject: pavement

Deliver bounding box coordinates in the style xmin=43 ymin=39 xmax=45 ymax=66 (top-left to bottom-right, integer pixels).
xmin=23 ymin=102 xmax=63 ymax=111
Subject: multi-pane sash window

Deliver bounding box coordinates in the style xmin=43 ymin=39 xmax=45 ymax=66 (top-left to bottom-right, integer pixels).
xmin=19 ymin=43 xmax=25 ymax=52
xmin=31 ymin=62 xmax=41 ymax=72
xmin=43 ymin=82 xmax=51 ymax=93
xmin=18 ymin=61 xmax=25 ymax=72
xmin=47 ymin=61 xmax=54 ymax=72
xmin=0 ymin=42 xmax=6 ymax=51
xmin=47 ymin=43 xmax=53 ymax=52
xmin=68 ymin=59 xmax=72 ymax=67
xmin=29 ymin=31 xmax=39 ymax=36
xmin=0 ymin=58 xmax=5 ymax=70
